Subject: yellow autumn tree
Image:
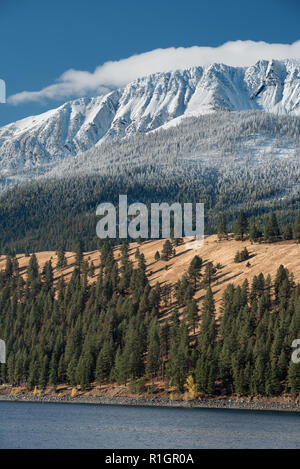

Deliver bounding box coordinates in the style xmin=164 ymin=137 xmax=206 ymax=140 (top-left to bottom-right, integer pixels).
xmin=183 ymin=375 xmax=197 ymax=401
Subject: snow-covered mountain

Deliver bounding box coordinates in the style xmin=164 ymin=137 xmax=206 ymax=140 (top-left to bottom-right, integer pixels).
xmin=0 ymin=59 xmax=300 ymax=174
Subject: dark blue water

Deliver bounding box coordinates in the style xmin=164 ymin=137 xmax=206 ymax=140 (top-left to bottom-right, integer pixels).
xmin=0 ymin=401 xmax=300 ymax=448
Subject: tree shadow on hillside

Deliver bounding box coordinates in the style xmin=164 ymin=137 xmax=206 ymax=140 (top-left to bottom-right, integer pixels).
xmin=214 ymin=271 xmax=242 ymax=287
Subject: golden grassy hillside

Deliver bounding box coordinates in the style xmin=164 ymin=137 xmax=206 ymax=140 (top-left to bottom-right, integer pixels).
xmin=1 ymin=235 xmax=300 ymax=315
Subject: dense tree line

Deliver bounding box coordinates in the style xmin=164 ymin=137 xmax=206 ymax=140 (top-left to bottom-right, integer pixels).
xmin=1 ymin=237 xmax=300 ymax=396
xmin=1 ymin=170 xmax=300 ymax=254
xmin=216 ymin=211 xmax=300 ymax=245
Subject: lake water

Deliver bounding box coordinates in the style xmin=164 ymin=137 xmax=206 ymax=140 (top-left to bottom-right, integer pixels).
xmin=0 ymin=401 xmax=300 ymax=449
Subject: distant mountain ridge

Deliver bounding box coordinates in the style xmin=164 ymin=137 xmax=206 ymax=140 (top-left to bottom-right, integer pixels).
xmin=0 ymin=59 xmax=300 ymax=178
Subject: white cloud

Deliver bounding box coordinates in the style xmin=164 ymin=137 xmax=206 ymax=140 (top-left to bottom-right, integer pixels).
xmin=8 ymin=40 xmax=300 ymax=105
xmin=0 ymin=79 xmax=6 ymax=103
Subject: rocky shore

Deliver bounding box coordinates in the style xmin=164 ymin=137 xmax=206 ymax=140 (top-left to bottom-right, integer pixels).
xmin=1 ymin=392 xmax=300 ymax=413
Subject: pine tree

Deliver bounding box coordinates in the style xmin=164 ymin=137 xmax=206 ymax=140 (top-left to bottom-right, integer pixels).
xmin=27 ymin=253 xmax=40 ymax=283
xmin=42 ymin=260 xmax=54 ymax=290
xmin=48 ymin=353 xmax=58 ymax=388
xmin=28 ymin=359 xmax=39 ymax=390
xmin=161 ymin=240 xmax=173 ymax=261
xmin=234 ymin=211 xmax=248 ymax=241
xmin=5 ymin=256 xmax=13 ymax=278
xmin=249 ymin=223 xmax=261 ymax=243
xmin=14 ymin=351 xmax=25 ymax=386
xmin=167 ymin=323 xmax=189 ymax=392
xmin=122 ymin=319 xmax=145 ymax=380
xmin=67 ymin=356 xmax=78 ymax=386
xmin=264 ymin=213 xmax=281 ymax=242
xmin=234 ymin=247 xmax=250 ymax=263
xmin=119 ymin=242 xmax=133 ymax=292
xmin=287 ymin=360 xmax=300 ymax=393
xmin=7 ymin=355 xmax=15 ymax=385
xmin=188 ymin=255 xmax=202 ymax=290
xmin=203 ymin=262 xmax=217 ymax=287
xmin=146 ymin=318 xmax=160 ymax=380
xmin=88 ymin=261 xmax=95 ymax=278
xmin=72 ymin=239 xmax=84 ymax=270
xmin=39 ymin=355 xmax=49 ymax=388
xmin=76 ymin=351 xmax=93 ymax=390
xmin=159 ymin=321 xmax=169 ymax=379
xmin=58 ymin=355 xmax=66 ymax=383
xmin=185 ymin=299 xmax=198 ymax=334
xmin=56 ymin=248 xmax=67 ymax=269
xmin=96 ymin=338 xmax=114 ymax=383
xmin=154 ymin=251 xmax=160 ymax=261
xmin=196 ymin=288 xmax=217 ymax=394
xmin=274 ymin=265 xmax=289 ymax=305
xmin=217 ymin=217 xmax=228 ymax=240
xmin=111 ymin=347 xmax=127 ymax=385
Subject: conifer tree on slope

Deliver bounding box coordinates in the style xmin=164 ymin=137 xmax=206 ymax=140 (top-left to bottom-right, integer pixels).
xmin=264 ymin=213 xmax=281 ymax=242
xmin=234 ymin=211 xmax=248 ymax=241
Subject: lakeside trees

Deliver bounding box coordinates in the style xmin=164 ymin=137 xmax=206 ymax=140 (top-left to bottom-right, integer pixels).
xmin=1 ymin=236 xmax=300 ymax=397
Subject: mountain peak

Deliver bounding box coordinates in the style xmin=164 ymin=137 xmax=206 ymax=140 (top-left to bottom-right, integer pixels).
xmin=0 ymin=59 xmax=299 ymax=176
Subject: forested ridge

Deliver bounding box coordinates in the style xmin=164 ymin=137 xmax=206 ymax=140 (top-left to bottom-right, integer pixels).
xmin=1 ymin=220 xmax=300 ymax=397
xmin=1 ymin=167 xmax=300 ymax=254
xmin=0 ymin=111 xmax=300 ymax=254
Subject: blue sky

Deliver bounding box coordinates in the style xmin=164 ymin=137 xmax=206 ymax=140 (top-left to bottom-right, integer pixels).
xmin=0 ymin=0 xmax=300 ymax=126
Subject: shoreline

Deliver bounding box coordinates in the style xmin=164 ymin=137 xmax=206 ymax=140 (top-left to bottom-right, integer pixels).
xmin=1 ymin=393 xmax=300 ymax=413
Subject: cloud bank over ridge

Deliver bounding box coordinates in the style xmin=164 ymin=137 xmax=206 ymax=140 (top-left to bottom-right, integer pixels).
xmin=8 ymin=40 xmax=300 ymax=105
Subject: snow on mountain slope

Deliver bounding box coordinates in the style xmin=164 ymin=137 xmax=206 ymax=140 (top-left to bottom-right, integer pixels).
xmin=0 ymin=59 xmax=300 ymax=175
